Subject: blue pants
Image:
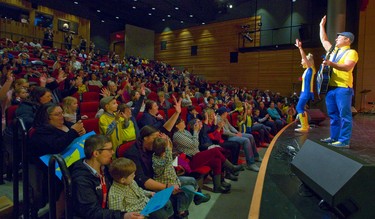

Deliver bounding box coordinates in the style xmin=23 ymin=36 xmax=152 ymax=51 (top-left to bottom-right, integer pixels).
xmin=296 ymin=97 xmax=310 ymax=114
xmin=171 ymin=176 xmax=196 ymax=213
xmin=325 ymin=87 xmax=353 ymax=144
xmin=228 ymin=133 xmax=258 ymax=164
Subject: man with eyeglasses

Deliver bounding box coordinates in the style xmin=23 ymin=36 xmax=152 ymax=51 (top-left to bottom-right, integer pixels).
xmin=70 ymin=134 xmax=144 ymax=219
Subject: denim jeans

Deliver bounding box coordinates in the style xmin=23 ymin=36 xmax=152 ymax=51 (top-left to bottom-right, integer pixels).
xmin=228 ymin=133 xmax=258 ymax=164
xmin=149 ymin=200 xmax=174 ymax=219
xmin=170 ymin=176 xmax=196 ymax=213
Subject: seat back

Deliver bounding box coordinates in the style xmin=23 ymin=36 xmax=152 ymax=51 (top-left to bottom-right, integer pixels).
xmin=87 ymin=85 xmax=101 ymax=93
xmin=80 ymin=101 xmax=100 ymax=119
xmin=116 ymin=141 xmax=136 ymax=158
xmin=82 ymin=118 xmax=99 ymax=134
xmin=5 ymin=105 xmax=19 ymax=126
xmin=82 ymin=92 xmax=100 ymax=102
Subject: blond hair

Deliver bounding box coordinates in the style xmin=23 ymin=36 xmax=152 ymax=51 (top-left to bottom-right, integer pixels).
xmin=62 ymin=96 xmax=78 ymax=114
xmin=306 ymin=53 xmax=314 ymax=65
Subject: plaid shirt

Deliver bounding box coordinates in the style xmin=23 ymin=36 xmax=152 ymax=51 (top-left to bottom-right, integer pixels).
xmin=173 ymin=130 xmax=200 ymax=157
xmin=108 ymin=181 xmax=152 ymax=213
xmin=152 ymin=147 xmax=181 ymax=186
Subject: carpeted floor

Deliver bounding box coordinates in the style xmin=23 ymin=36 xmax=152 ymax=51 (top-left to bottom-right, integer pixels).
xmin=189 ymin=148 xmax=267 ymax=219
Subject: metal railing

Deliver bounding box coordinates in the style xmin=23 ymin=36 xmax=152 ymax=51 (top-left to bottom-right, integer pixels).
xmin=48 ymin=154 xmax=73 ymax=219
xmin=12 ymin=117 xmax=29 ymax=218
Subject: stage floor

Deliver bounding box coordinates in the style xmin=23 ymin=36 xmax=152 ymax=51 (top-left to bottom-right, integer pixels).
xmin=258 ymin=113 xmax=375 ymax=219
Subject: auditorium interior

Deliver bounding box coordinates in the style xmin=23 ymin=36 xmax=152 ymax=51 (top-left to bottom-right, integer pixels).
xmin=1 ymin=0 xmax=375 ymax=218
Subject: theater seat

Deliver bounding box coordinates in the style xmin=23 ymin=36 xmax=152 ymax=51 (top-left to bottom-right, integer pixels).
xmin=82 ymin=118 xmax=99 ymax=134
xmin=116 ymin=141 xmax=136 ymax=158
xmin=5 ymin=105 xmax=18 ymax=126
xmin=82 ymin=92 xmax=100 ymax=102
xmin=80 ymin=102 xmax=99 ymax=119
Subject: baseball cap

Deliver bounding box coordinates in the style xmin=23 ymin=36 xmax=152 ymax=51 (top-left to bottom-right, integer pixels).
xmin=100 ymin=96 xmax=116 ymax=109
xmin=216 ymin=106 xmax=229 ymax=116
xmin=337 ymin=32 xmax=355 ymax=43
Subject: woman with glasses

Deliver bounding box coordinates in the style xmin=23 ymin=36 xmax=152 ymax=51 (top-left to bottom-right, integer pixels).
xmin=29 ymin=103 xmax=86 ymax=218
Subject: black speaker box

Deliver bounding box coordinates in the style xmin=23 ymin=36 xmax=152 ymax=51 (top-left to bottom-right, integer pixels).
xmin=291 ymin=139 xmax=375 ymax=218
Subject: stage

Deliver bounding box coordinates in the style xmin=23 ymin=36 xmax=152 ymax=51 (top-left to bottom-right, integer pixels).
xmin=250 ymin=113 xmax=375 ymax=219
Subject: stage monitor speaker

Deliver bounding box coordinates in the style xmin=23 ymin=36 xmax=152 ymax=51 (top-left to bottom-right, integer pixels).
xmin=291 ymin=139 xmax=375 ymax=219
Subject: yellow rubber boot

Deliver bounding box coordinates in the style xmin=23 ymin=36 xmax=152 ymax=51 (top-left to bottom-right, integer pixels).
xmin=295 ymin=112 xmax=309 ymax=132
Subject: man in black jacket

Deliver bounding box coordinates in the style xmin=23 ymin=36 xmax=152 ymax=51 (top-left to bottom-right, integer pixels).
xmin=70 ymin=134 xmax=143 ymax=219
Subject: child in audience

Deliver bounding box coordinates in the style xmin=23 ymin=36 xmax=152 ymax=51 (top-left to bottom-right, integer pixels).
xmin=11 ymin=87 xmax=28 ymax=105
xmin=152 ymin=137 xmax=190 ymax=218
xmin=99 ymin=96 xmax=126 ymax=155
xmin=62 ymin=96 xmax=87 ymax=123
xmin=108 ymin=157 xmax=173 ymax=219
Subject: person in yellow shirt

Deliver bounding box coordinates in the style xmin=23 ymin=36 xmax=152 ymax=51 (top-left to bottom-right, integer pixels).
xmin=99 ymin=96 xmax=126 ymax=156
xmin=319 ymin=15 xmax=359 ymax=148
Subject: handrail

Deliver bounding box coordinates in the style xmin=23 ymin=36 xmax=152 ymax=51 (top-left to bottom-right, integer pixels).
xmin=12 ymin=117 xmax=29 ymax=218
xmin=48 ymin=154 xmax=73 ymax=219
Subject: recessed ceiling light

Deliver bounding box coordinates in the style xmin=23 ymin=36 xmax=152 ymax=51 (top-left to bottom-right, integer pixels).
xmin=229 ymin=4 xmax=233 ymax=8
xmin=180 ymin=21 xmax=184 ymax=23
xmin=101 ymin=20 xmax=105 ymax=23
xmin=97 ymin=9 xmax=101 ymax=13
xmin=202 ymin=22 xmax=205 ymax=25
xmin=132 ymin=6 xmax=136 ymax=9
xmin=115 ymin=16 xmax=119 ymax=19
xmin=134 ymin=0 xmax=137 ymax=1
xmin=175 ymin=7 xmax=179 ymax=10
xmin=148 ymin=13 xmax=152 ymax=16
xmin=74 ymin=1 xmax=78 ymax=4
xmin=152 ymin=7 xmax=156 ymax=10
xmin=189 ymin=14 xmax=193 ymax=17
xmin=167 ymin=14 xmax=171 ymax=17
xmin=162 ymin=19 xmax=165 ymax=21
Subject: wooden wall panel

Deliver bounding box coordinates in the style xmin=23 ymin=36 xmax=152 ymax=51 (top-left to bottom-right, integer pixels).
xmin=357 ymin=0 xmax=375 ymax=111
xmin=0 ymin=0 xmax=90 ymax=49
xmin=155 ymin=16 xmax=322 ymax=96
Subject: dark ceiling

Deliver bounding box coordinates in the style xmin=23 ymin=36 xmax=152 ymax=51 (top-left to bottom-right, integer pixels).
xmin=34 ymin=0 xmax=253 ymax=32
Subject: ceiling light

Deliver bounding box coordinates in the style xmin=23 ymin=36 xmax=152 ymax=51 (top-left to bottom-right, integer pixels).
xmin=175 ymin=7 xmax=179 ymax=10
xmin=180 ymin=21 xmax=184 ymax=23
xmin=97 ymin=9 xmax=101 ymax=13
xmin=189 ymin=14 xmax=193 ymax=18
xmin=162 ymin=19 xmax=165 ymax=21
xmin=132 ymin=6 xmax=136 ymax=9
xmin=152 ymin=7 xmax=156 ymax=10
xmin=229 ymin=4 xmax=233 ymax=8
xmin=101 ymin=20 xmax=105 ymax=23
xmin=167 ymin=14 xmax=171 ymax=17
xmin=202 ymin=22 xmax=205 ymax=25
xmin=115 ymin=16 xmax=119 ymax=19
xmin=134 ymin=0 xmax=137 ymax=1
xmin=148 ymin=13 xmax=152 ymax=16
xmin=74 ymin=1 xmax=78 ymax=4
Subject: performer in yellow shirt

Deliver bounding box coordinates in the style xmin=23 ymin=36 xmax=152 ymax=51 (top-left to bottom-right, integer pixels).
xmin=319 ymin=15 xmax=359 ymax=148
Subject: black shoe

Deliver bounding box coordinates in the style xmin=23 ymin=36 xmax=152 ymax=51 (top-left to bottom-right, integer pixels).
xmin=221 ymin=180 xmax=232 ymax=189
xmin=225 ymin=172 xmax=238 ymax=181
xmin=193 ymin=193 xmax=211 ymax=205
xmin=213 ymin=185 xmax=230 ymax=193
xmin=233 ymin=164 xmax=244 ymax=172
